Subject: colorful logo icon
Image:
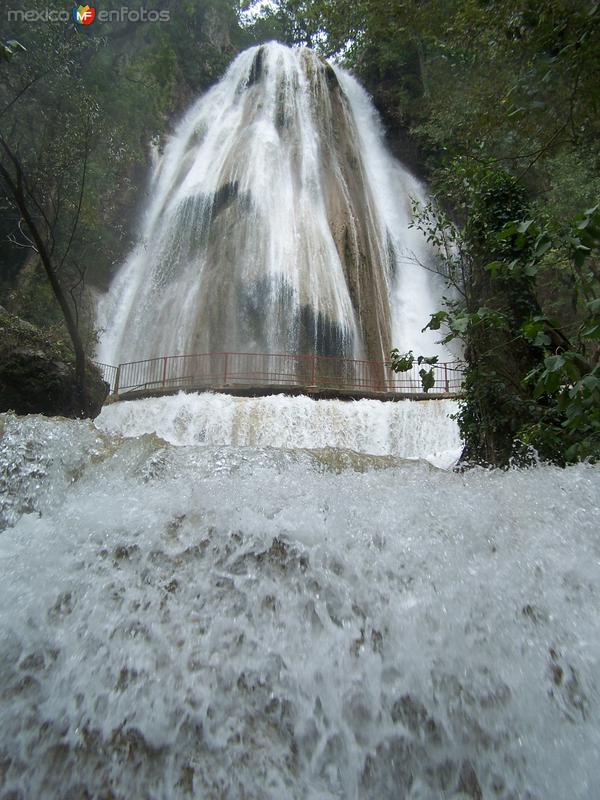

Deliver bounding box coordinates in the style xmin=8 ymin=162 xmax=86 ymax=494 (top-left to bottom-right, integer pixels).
xmin=73 ymin=4 xmax=96 ymax=25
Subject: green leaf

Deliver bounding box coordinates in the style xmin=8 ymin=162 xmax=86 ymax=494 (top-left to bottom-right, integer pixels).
xmin=451 ymin=316 xmax=470 ymax=334
xmin=586 ymin=299 xmax=600 ymax=314
xmin=513 ymin=233 xmax=526 ymax=251
xmin=574 ymin=245 xmax=592 ymax=268
xmin=484 ymin=260 xmax=504 ymax=276
xmin=534 ymin=236 xmax=552 ymax=258
xmin=565 ymin=443 xmax=580 ymax=462
xmin=534 ymin=370 xmax=561 ymax=398
xmin=422 ymin=311 xmax=447 ymax=332
xmin=497 ymin=222 xmax=519 ymax=240
xmin=544 ymin=354 xmax=566 ymax=372
xmin=390 ymin=349 xmax=415 ymax=373
xmin=534 ymin=331 xmax=551 ymax=346
xmin=581 ymin=374 xmax=600 ymax=392
xmin=581 ymin=324 xmax=600 ymax=339
xmin=523 ymin=317 xmax=552 ymax=347
xmin=524 ymin=262 xmax=539 ymax=277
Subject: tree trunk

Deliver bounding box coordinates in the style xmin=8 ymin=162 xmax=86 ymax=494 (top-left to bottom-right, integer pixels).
xmin=0 ymin=152 xmax=88 ymax=416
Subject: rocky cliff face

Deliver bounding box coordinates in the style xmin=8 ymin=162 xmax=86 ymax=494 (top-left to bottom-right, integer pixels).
xmin=0 ymin=309 xmax=108 ymax=419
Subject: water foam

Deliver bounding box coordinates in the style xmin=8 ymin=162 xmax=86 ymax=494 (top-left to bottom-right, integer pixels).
xmin=1 ymin=412 xmax=600 ymax=798
xmin=96 ymin=392 xmax=463 ymax=468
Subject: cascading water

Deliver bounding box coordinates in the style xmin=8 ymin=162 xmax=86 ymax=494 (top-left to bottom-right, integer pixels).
xmin=2 ymin=412 xmax=600 ymax=799
xmin=97 ymin=43 xmax=447 ymax=367
xmin=96 ymin=393 xmax=463 ymax=469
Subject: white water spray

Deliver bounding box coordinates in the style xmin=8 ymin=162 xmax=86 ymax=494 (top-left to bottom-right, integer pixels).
xmin=2 ymin=412 xmax=600 ymax=799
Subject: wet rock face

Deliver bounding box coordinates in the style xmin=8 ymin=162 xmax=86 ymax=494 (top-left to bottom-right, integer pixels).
xmin=0 ymin=311 xmax=108 ymax=419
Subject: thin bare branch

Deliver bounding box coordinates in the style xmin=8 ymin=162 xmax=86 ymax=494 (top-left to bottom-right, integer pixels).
xmin=0 ymin=76 xmax=41 ymax=120
xmin=59 ymin=115 xmax=91 ymax=271
xmin=7 ymin=218 xmax=38 ymax=251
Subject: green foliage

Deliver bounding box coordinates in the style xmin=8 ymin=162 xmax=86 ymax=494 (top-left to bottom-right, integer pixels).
xmin=425 ymin=196 xmax=600 ymax=464
xmin=0 ymin=0 xmax=251 ymax=321
xmin=389 ymin=349 xmax=439 ymax=392
xmin=398 ymin=157 xmax=600 ymax=465
xmin=519 ymin=272 xmax=600 ymax=463
xmin=389 ymin=348 xmax=415 ymax=373
xmin=0 ymin=307 xmax=72 ymax=363
xmin=571 ymin=204 xmax=600 ymax=270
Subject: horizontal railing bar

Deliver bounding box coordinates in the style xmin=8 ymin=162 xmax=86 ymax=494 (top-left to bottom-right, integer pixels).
xmin=110 ymin=351 xmax=466 ymax=368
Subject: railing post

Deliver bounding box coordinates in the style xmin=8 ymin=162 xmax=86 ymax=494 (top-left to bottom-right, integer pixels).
xmin=444 ymin=362 xmax=449 ymax=393
xmin=223 ymin=353 xmax=229 ymax=385
xmin=162 ymin=356 xmax=168 ymax=387
xmin=114 ymin=364 xmax=121 ymax=397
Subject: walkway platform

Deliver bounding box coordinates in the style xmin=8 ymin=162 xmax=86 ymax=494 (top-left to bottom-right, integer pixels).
xmin=96 ymin=351 xmax=464 ymax=404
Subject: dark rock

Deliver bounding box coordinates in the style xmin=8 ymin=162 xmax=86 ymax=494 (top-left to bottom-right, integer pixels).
xmin=391 ymin=694 xmax=444 ymax=745
xmin=361 ymin=736 xmax=415 ymax=797
xmin=247 ymin=46 xmax=264 ymax=86
xmin=457 ymin=760 xmax=483 ymax=800
xmin=0 ymin=310 xmax=108 ymax=419
xmin=323 ymin=61 xmax=339 ymax=90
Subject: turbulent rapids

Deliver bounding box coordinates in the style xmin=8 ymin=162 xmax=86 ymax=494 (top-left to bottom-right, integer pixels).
xmin=2 ymin=411 xmax=600 ymax=799
xmin=97 ymin=43 xmax=446 ymax=367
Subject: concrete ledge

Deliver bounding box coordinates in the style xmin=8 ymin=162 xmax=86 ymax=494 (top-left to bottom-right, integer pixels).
xmin=106 ymin=383 xmax=462 ymax=404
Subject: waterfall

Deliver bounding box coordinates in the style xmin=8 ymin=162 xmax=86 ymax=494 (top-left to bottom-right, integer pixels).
xmin=96 ymin=393 xmax=462 ymax=468
xmin=97 ymin=43 xmax=447 ymax=367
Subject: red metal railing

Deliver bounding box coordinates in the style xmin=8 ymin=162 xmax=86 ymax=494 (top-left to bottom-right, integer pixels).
xmin=94 ymin=361 xmax=119 ymax=390
xmin=96 ymin=351 xmax=464 ymax=398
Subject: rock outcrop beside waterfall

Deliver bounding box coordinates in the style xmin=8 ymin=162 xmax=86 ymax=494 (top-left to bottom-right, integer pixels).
xmin=0 ymin=309 xmax=108 ymax=419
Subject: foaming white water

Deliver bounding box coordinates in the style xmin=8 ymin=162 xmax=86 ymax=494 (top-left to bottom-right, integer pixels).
xmin=2 ymin=412 xmax=600 ymax=799
xmin=97 ymin=43 xmax=449 ymax=367
xmin=96 ymin=393 xmax=462 ymax=468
